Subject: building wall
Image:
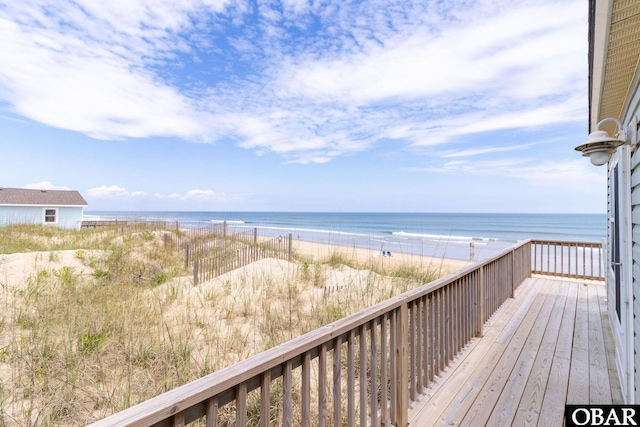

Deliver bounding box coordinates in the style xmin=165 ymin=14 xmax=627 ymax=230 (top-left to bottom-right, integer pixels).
xmin=624 ymin=73 xmax=640 ymax=403
xmin=633 ymin=148 xmax=640 ymax=403
xmin=0 ymin=206 xmax=84 ymax=229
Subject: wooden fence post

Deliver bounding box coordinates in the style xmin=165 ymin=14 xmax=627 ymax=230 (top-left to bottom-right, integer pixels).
xmin=288 ymin=233 xmax=293 ymax=261
xmin=193 ymin=260 xmax=198 ymax=286
xmin=394 ymin=304 xmax=409 ymax=427
xmin=185 ymin=242 xmax=190 ymax=268
xmin=223 ymin=221 xmax=227 ymax=238
xmin=254 ymin=227 xmax=258 ymax=245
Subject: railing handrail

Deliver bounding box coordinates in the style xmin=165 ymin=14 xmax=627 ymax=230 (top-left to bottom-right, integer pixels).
xmin=88 ymin=238 xmax=602 ymax=426
xmin=530 ymin=239 xmax=602 ymax=246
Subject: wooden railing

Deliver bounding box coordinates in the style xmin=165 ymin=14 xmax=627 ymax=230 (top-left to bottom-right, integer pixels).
xmin=87 ymin=239 xmax=602 ymax=427
xmin=531 ymin=240 xmax=604 ymax=280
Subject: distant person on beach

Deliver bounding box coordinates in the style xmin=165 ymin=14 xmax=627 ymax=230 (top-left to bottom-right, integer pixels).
xmin=470 ymin=242 xmax=475 ymax=260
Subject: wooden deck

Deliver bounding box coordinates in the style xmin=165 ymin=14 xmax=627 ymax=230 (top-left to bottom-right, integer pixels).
xmin=409 ymin=276 xmax=623 ymax=426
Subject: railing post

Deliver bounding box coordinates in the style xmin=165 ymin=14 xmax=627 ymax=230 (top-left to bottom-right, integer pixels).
xmin=527 ymin=241 xmax=533 ymax=277
xmin=394 ymin=304 xmax=409 ymax=427
xmin=601 ymin=237 xmax=606 ymax=280
xmin=477 ymin=266 xmax=484 ymax=338
xmin=511 ymin=250 xmax=515 ymax=298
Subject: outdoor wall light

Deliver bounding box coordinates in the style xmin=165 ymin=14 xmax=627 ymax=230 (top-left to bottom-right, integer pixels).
xmin=575 ymin=118 xmax=633 ymax=166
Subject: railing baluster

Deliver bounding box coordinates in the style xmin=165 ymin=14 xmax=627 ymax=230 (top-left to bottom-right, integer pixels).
xmin=429 ymin=292 xmax=435 ymax=382
xmin=302 ymin=352 xmax=311 ymax=427
xmin=410 ymin=301 xmax=416 ymax=401
xmin=416 ymin=298 xmax=423 ymax=393
xmin=260 ymin=371 xmax=271 ymax=427
xmin=206 ymin=396 xmax=218 ymax=427
xmin=478 ymin=266 xmax=484 ymax=337
xmin=283 ymin=361 xmax=292 ymax=427
xmin=172 ymin=411 xmax=185 ymax=427
xmin=347 ymin=330 xmax=355 ymax=426
xmin=360 ymin=324 xmax=367 ymax=427
xmin=395 ymin=305 xmax=409 ymax=427
xmin=333 ymin=336 xmax=342 ymax=426
xmin=447 ymin=285 xmax=453 ymax=362
xmin=236 ymin=383 xmax=247 ymax=427
xmin=381 ymin=314 xmax=389 ymax=423
xmin=318 ymin=344 xmax=327 ymax=427
xmin=422 ymin=296 xmax=429 ymax=387
xmin=370 ymin=319 xmax=378 ymax=427
xmin=390 ymin=309 xmax=397 ymax=423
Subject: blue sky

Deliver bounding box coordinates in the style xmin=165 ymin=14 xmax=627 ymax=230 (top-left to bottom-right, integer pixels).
xmin=0 ymin=0 xmax=605 ymax=213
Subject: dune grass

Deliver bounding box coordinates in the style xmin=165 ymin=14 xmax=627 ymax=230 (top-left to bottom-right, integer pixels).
xmin=0 ymin=224 xmax=444 ymax=426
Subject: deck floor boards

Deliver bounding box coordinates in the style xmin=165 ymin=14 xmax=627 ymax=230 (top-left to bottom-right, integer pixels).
xmin=410 ymin=277 xmax=623 ymax=427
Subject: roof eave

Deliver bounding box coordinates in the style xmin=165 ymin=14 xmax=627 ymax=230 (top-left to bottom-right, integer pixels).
xmin=589 ymin=0 xmax=614 ymax=133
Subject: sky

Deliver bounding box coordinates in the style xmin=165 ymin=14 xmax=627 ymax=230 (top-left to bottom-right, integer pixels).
xmin=0 ymin=0 xmax=605 ymax=213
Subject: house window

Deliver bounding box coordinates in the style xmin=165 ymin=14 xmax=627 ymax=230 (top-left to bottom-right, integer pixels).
xmin=44 ymin=209 xmax=57 ymax=223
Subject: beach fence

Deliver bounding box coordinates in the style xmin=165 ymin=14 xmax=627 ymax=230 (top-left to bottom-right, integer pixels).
xmin=80 ymin=220 xmax=294 ymax=284
xmin=187 ymin=226 xmax=293 ymax=285
xmin=81 ymin=219 xmax=181 ymax=234
xmin=531 ymin=240 xmax=604 ymax=280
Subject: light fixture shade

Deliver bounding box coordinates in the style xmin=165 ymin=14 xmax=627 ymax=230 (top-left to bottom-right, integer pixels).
xmin=580 ymin=130 xmax=626 ymax=146
xmin=575 ymin=118 xmax=629 ymax=166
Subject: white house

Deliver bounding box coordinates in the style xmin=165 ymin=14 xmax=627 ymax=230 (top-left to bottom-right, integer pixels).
xmin=0 ymin=187 xmax=88 ymax=229
xmin=577 ymin=0 xmax=640 ymax=404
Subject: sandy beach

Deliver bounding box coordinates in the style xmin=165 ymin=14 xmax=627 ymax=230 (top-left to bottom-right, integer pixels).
xmin=291 ymin=238 xmax=474 ymax=277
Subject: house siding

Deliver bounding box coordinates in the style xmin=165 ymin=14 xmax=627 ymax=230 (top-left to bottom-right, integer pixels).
xmin=632 ymin=147 xmax=640 ymax=403
xmin=0 ymin=206 xmax=84 ymax=229
xmin=626 ymin=77 xmax=640 ymax=402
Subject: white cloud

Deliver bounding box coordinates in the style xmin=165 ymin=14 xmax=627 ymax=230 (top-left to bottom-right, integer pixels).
xmin=162 ymin=189 xmax=232 ymax=201
xmin=0 ymin=0 xmax=239 ymax=141
xmin=87 ymin=185 xmax=148 ymax=199
xmin=23 ymin=181 xmax=71 ymax=190
xmin=440 ymin=143 xmax=537 ymax=158
xmin=87 ymin=186 xmax=233 ymax=201
xmin=0 ymin=0 xmax=588 ymax=164
xmin=412 ymin=158 xmax=605 ymax=193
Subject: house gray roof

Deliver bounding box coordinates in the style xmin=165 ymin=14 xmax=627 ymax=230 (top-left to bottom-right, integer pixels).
xmin=0 ymin=188 xmax=88 ymax=206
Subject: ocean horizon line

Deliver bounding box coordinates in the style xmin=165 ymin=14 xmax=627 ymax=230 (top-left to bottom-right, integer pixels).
xmin=83 ymin=211 xmax=606 ymax=262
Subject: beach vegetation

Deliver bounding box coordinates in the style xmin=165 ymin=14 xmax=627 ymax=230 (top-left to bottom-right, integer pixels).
xmin=0 ymin=223 xmax=452 ymax=426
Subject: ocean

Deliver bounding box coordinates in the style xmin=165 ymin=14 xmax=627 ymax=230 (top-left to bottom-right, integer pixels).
xmin=84 ymin=212 xmax=606 ymax=261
